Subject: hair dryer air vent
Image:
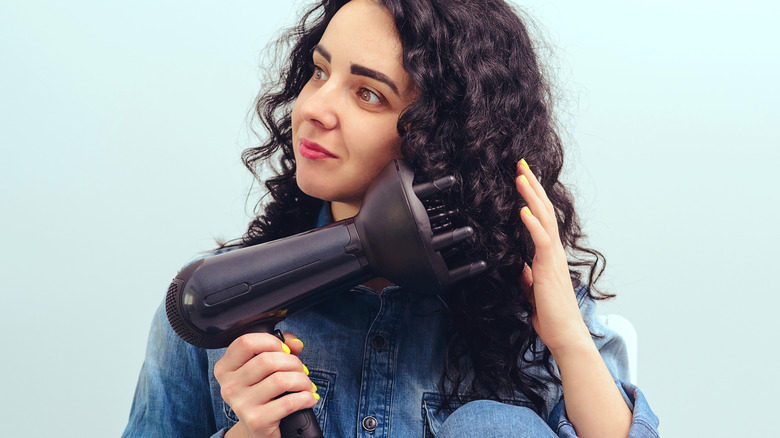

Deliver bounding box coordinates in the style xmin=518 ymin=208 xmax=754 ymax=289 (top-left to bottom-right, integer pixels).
xmin=353 ymin=159 xmax=484 ymax=293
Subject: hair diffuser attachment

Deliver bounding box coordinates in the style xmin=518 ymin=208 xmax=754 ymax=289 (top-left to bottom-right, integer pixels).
xmin=166 ymin=159 xmax=486 ymax=350
xmin=355 ymin=159 xmax=486 ymax=291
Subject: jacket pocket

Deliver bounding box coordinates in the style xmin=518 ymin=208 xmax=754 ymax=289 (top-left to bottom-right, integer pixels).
xmin=308 ymin=369 xmax=335 ymax=433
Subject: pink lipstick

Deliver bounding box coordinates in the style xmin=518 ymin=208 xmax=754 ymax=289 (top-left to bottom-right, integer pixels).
xmin=299 ymin=138 xmax=337 ymax=160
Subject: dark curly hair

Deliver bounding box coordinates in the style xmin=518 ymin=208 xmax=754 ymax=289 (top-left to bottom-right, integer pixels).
xmin=233 ymin=0 xmax=610 ymax=415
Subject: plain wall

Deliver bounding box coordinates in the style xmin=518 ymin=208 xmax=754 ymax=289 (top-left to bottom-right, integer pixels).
xmin=2 ymin=0 xmax=778 ymax=436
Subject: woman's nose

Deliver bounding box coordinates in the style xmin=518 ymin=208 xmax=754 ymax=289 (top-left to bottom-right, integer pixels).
xmin=299 ymin=82 xmax=339 ymax=130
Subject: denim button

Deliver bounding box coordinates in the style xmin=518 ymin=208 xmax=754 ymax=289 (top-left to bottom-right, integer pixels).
xmin=370 ymin=333 xmax=386 ymax=351
xmin=362 ymin=416 xmax=378 ymax=432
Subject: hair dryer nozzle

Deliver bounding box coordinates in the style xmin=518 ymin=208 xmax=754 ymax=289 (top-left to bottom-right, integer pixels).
xmin=354 ymin=159 xmax=486 ymax=294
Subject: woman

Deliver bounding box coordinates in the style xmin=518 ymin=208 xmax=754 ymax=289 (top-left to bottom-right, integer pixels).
xmin=123 ymin=0 xmax=659 ymax=437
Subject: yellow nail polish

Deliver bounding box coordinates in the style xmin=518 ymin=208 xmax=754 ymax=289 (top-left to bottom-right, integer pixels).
xmin=520 ymin=158 xmax=530 ymax=171
xmin=303 ymin=364 xmax=309 ymax=375
xmin=291 ymin=338 xmax=304 ymax=348
xmin=522 ymin=206 xmax=533 ymax=217
xmin=313 ymin=392 xmax=320 ymax=401
xmin=312 ymin=383 xmax=317 ymax=392
xmin=282 ymin=343 xmax=291 ymax=354
xmin=520 ymin=175 xmax=529 ymax=185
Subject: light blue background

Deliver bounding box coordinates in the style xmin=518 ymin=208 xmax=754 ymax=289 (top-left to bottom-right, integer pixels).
xmin=1 ymin=1 xmax=777 ymax=436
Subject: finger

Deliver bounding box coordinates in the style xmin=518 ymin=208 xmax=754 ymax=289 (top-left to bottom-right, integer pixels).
xmin=237 ymin=391 xmax=318 ymax=436
xmin=260 ymin=391 xmax=319 ymax=426
xmin=230 ymin=351 xmax=303 ymax=389
xmin=254 ymin=370 xmax=317 ymax=406
xmin=283 ymin=332 xmax=305 ymax=355
xmin=515 ymin=172 xmax=556 ymax=233
xmin=516 ymin=159 xmax=555 ymax=218
xmin=216 ymin=333 xmax=290 ymax=373
xmin=520 ymin=263 xmax=535 ymax=307
xmin=520 ymin=206 xmax=553 ymax=253
xmin=221 ymin=360 xmax=312 ymax=412
xmin=282 ymin=333 xmax=312 ymax=377
xmin=218 ymin=351 xmax=303 ymax=406
xmin=520 ymin=263 xmax=534 ymax=290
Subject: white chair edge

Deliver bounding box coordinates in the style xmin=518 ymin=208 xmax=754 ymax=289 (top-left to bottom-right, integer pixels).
xmin=597 ymin=314 xmax=638 ymax=385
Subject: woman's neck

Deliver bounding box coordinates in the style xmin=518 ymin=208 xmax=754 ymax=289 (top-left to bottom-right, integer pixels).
xmin=363 ymin=277 xmax=392 ymax=294
xmin=330 ymin=201 xmax=360 ymax=221
xmin=329 ymin=201 xmax=391 ymax=293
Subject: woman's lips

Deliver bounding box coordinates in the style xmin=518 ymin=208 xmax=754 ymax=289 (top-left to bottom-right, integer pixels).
xmin=299 ymin=138 xmax=337 ymax=160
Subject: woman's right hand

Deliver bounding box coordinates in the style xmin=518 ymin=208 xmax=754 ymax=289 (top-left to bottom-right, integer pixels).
xmin=214 ymin=332 xmax=318 ymax=438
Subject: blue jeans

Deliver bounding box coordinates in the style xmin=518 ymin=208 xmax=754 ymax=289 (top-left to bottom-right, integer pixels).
xmin=437 ymin=400 xmax=556 ymax=438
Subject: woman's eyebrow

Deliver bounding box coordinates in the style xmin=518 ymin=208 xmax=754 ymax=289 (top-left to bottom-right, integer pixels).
xmin=350 ymin=64 xmax=399 ymax=96
xmin=314 ymin=44 xmax=400 ymax=97
xmin=313 ymin=44 xmax=331 ymax=62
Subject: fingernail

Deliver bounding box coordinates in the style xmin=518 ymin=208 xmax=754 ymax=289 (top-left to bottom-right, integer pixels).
xmin=303 ymin=364 xmax=309 ymax=375
xmin=520 ymin=158 xmax=530 ymax=171
xmin=313 ymin=392 xmax=320 ymax=401
xmin=312 ymin=382 xmax=317 ymax=392
xmin=291 ymin=338 xmax=304 ymax=348
xmin=520 ymin=175 xmax=529 ymax=185
xmin=522 ymin=206 xmax=533 ymax=217
xmin=282 ymin=343 xmax=291 ymax=354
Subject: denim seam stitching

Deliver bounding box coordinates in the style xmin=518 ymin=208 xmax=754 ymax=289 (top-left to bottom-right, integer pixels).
xmin=632 ymin=417 xmax=660 ymax=438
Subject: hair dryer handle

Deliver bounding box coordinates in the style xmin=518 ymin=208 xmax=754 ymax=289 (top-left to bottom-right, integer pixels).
xmin=260 ymin=329 xmax=324 ymax=438
xmin=280 ymin=406 xmax=323 ymax=438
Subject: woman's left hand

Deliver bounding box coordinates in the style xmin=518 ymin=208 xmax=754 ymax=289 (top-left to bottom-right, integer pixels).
xmin=514 ymin=159 xmax=591 ymax=354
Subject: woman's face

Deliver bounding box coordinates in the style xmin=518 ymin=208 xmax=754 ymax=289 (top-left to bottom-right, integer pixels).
xmin=291 ymin=0 xmax=417 ymax=221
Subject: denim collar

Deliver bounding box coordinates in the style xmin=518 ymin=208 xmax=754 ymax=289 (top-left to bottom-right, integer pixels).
xmin=315 ymin=201 xmax=333 ymax=228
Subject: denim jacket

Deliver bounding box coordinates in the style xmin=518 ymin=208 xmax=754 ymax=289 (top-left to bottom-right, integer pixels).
xmin=123 ymin=206 xmax=659 ymax=437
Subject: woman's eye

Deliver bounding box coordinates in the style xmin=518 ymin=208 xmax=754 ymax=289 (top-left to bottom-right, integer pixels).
xmin=313 ymin=66 xmax=328 ymax=81
xmin=359 ymin=88 xmax=381 ymax=104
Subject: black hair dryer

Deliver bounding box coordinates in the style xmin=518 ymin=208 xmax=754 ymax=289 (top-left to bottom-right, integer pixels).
xmin=165 ymin=159 xmax=486 ymax=438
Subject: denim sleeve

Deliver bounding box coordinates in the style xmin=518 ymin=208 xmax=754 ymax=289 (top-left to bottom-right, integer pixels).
xmin=122 ymin=301 xmax=226 ymax=438
xmin=546 ymin=287 xmax=660 ymax=437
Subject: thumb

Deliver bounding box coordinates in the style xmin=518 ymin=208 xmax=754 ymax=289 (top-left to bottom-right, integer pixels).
xmin=520 ymin=264 xmax=535 ymax=307
xmin=283 ymin=332 xmax=305 ymax=355
xmin=520 ymin=263 xmax=534 ymax=290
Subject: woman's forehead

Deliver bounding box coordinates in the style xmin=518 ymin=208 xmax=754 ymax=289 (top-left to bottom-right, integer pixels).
xmin=317 ymin=0 xmax=413 ymax=95
xmin=320 ymin=0 xmax=403 ymax=67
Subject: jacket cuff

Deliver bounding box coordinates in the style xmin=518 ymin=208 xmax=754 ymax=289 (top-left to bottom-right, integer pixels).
xmin=547 ymin=381 xmax=659 ymax=437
